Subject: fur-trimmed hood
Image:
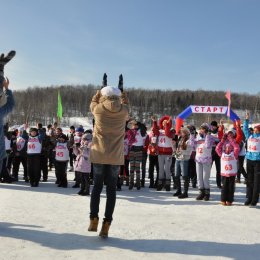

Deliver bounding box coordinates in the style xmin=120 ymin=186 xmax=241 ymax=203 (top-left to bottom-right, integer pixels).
xmin=159 ymin=115 xmax=172 ymax=130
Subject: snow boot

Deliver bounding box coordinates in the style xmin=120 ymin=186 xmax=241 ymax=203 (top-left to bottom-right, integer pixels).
xmin=99 ymin=220 xmax=111 ymax=238
xmin=173 ymin=177 xmax=181 ymax=196
xmin=204 ymin=189 xmax=210 ymax=201
xmin=196 ymin=189 xmax=205 ymax=200
xmin=179 ymin=176 xmax=189 ymax=199
xmin=165 ymin=179 xmax=171 ymax=191
xmin=125 ymin=176 xmax=129 ymax=186
xmin=129 ymin=182 xmax=134 ymax=190
xmin=156 ymin=180 xmax=163 ymax=191
xmin=88 ymin=217 xmax=99 ymax=232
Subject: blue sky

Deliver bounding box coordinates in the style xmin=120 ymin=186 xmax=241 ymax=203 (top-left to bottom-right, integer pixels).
xmin=1 ymin=0 xmax=260 ymax=93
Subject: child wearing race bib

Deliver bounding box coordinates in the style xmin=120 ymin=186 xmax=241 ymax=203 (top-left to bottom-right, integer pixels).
xmin=27 ymin=128 xmax=42 ymax=187
xmin=216 ymin=133 xmax=240 ymax=206
xmin=151 ymin=115 xmax=174 ymax=191
xmin=194 ymin=123 xmax=215 ymax=201
xmin=127 ymin=120 xmax=146 ymax=190
xmin=73 ymin=133 xmax=92 ymax=196
xmin=55 ymin=133 xmax=69 ymax=188
xmin=173 ymin=127 xmax=194 ymax=199
xmin=12 ymin=126 xmax=29 ymax=182
xmin=243 ymin=112 xmax=260 ymax=207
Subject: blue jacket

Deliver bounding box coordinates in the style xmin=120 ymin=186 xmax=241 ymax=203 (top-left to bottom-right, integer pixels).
xmin=0 ymin=90 xmax=15 ymax=160
xmin=243 ymin=119 xmax=260 ymax=161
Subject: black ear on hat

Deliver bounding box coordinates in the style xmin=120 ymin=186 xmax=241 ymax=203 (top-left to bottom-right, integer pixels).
xmin=102 ymin=73 xmax=107 ymax=89
xmin=118 ymin=74 xmax=123 ymax=92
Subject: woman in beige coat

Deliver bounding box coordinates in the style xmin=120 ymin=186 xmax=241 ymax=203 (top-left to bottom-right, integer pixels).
xmin=88 ymin=84 xmax=129 ymax=238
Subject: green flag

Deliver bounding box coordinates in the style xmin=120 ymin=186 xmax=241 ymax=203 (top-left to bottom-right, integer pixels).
xmin=57 ymin=90 xmax=63 ymax=120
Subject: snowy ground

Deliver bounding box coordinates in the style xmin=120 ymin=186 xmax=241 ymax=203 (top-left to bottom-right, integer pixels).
xmin=1 ymin=167 xmax=260 ymax=260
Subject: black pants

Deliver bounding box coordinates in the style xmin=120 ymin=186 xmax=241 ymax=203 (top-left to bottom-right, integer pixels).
xmin=27 ymin=155 xmax=41 ymax=185
xmin=12 ymin=156 xmax=27 ymax=179
xmin=90 ymin=164 xmax=119 ymax=222
xmin=237 ymin=156 xmax=247 ymax=181
xmin=246 ymin=159 xmax=260 ymax=205
xmin=40 ymin=156 xmax=48 ymax=180
xmin=188 ymin=158 xmax=197 ymax=186
xmin=212 ymin=150 xmax=221 ymax=187
xmin=142 ymin=152 xmax=148 ymax=181
xmin=221 ymin=176 xmax=236 ymax=203
xmin=69 ymin=148 xmax=75 ymax=167
xmin=48 ymin=150 xmax=55 ymax=169
xmin=0 ymin=157 xmax=12 ymax=181
xmin=55 ymin=160 xmax=68 ymax=186
xmin=148 ymin=155 xmax=159 ymax=184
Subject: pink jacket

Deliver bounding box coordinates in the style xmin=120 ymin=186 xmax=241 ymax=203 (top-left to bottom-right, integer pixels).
xmin=73 ymin=143 xmax=91 ymax=173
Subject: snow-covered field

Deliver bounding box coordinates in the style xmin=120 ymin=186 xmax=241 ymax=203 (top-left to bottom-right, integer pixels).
xmin=1 ymin=166 xmax=260 ymax=260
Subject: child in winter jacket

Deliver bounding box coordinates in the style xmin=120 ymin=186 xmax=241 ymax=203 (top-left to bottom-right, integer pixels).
xmin=147 ymin=132 xmax=159 ymax=188
xmin=127 ymin=120 xmax=146 ymax=190
xmin=243 ymin=112 xmax=260 ymax=206
xmin=173 ymin=127 xmax=194 ymax=199
xmin=152 ymin=115 xmax=174 ymax=191
xmin=194 ymin=123 xmax=215 ymax=201
xmin=55 ymin=133 xmax=69 ymax=188
xmin=12 ymin=126 xmax=28 ymax=182
xmin=216 ymin=131 xmax=240 ymax=206
xmin=27 ymin=128 xmax=43 ymax=187
xmin=73 ymin=133 xmax=92 ymax=195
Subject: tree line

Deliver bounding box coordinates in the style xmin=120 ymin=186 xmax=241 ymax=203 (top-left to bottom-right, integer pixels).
xmin=7 ymin=85 xmax=260 ymax=127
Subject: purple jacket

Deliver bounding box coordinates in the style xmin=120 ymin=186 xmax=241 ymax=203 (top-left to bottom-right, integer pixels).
xmin=73 ymin=143 xmax=91 ymax=173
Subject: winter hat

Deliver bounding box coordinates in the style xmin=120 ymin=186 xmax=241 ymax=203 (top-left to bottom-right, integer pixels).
xmin=82 ymin=133 xmax=92 ymax=141
xmin=227 ymin=129 xmax=236 ymax=136
xmin=159 ymin=115 xmax=172 ymax=129
xmin=211 ymin=121 xmax=218 ymax=127
xmin=254 ymin=125 xmax=260 ymax=132
xmin=200 ymin=123 xmax=209 ymax=132
xmin=76 ymin=127 xmax=84 ymax=133
xmin=101 ymin=86 xmax=121 ymax=97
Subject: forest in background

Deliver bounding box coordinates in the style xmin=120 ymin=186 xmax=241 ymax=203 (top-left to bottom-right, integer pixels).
xmin=7 ymin=84 xmax=260 ymax=128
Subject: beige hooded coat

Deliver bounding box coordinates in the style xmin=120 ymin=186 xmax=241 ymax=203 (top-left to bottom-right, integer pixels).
xmin=90 ymin=91 xmax=129 ymax=165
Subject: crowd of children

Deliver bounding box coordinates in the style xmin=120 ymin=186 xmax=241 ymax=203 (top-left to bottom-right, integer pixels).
xmin=1 ymin=112 xmax=260 ymax=206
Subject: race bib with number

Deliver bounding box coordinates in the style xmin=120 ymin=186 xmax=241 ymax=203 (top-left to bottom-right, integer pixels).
xmin=158 ymin=130 xmax=172 ymax=148
xmin=55 ymin=142 xmax=69 ymax=161
xmin=247 ymin=136 xmax=260 ymax=153
xmin=27 ymin=137 xmax=42 ymax=154
xmin=221 ymin=152 xmax=237 ymax=176
xmin=16 ymin=137 xmax=26 ymax=151
xmin=196 ymin=140 xmax=212 ymax=159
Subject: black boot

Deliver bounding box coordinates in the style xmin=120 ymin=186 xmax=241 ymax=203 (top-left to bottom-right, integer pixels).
xmin=156 ymin=180 xmax=163 ymax=191
xmin=165 ymin=179 xmax=171 ymax=191
xmin=141 ymin=179 xmax=145 ymax=188
xmin=173 ymin=177 xmax=181 ymax=196
xmin=204 ymin=189 xmax=210 ymax=201
xmin=129 ymin=182 xmax=134 ymax=190
xmin=196 ymin=189 xmax=205 ymax=200
xmin=178 ymin=176 xmax=189 ymax=199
